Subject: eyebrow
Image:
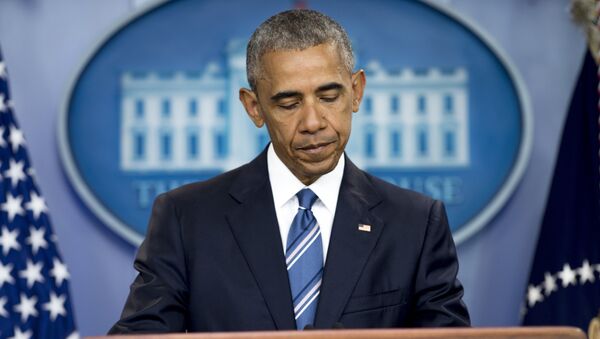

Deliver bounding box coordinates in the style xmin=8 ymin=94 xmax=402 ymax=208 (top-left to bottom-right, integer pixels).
xmin=270 ymin=82 xmax=345 ymax=102
xmin=317 ymin=82 xmax=344 ymax=92
xmin=270 ymin=91 xmax=302 ymax=102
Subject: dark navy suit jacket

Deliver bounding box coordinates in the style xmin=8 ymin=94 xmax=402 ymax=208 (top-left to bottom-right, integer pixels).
xmin=109 ymin=150 xmax=470 ymax=333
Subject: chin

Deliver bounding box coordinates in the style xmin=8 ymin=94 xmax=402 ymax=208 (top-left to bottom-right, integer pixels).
xmin=302 ymin=159 xmax=338 ymax=178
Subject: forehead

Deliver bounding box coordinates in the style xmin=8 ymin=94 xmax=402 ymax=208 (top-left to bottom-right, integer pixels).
xmin=257 ymin=43 xmax=349 ymax=93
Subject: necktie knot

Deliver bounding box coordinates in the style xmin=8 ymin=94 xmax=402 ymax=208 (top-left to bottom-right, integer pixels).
xmin=296 ymin=188 xmax=318 ymax=210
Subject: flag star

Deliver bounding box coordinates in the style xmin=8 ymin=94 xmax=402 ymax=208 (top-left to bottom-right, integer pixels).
xmin=0 ymin=261 xmax=15 ymax=287
xmin=577 ymin=260 xmax=596 ymax=284
xmin=9 ymin=125 xmax=25 ymax=153
xmin=2 ymin=192 xmax=25 ymax=222
xmin=50 ymin=257 xmax=70 ymax=286
xmin=4 ymin=159 xmax=26 ymax=187
xmin=13 ymin=293 xmax=38 ymax=322
xmin=558 ymin=263 xmax=577 ymax=287
xmin=0 ymin=62 xmax=7 ymax=79
xmin=0 ymin=226 xmax=21 ymax=255
xmin=527 ymin=284 xmax=544 ymax=307
xmin=0 ymin=94 xmax=7 ymax=113
xmin=542 ymin=272 xmax=557 ymax=296
xmin=8 ymin=326 xmax=32 ymax=339
xmin=0 ymin=126 xmax=6 ymax=148
xmin=18 ymin=259 xmax=44 ymax=288
xmin=26 ymin=226 xmax=48 ymax=255
xmin=43 ymin=292 xmax=67 ymax=321
xmin=518 ymin=303 xmax=527 ymax=318
xmin=25 ymin=192 xmax=47 ymax=220
xmin=0 ymin=296 xmax=8 ymax=317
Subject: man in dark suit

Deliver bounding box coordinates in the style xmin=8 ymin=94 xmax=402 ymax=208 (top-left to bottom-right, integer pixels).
xmin=110 ymin=9 xmax=469 ymax=334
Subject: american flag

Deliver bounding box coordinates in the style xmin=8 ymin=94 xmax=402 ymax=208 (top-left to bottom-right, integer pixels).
xmin=521 ymin=51 xmax=600 ymax=331
xmin=0 ymin=48 xmax=78 ymax=338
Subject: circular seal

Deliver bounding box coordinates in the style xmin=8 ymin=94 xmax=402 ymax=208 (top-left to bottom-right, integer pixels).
xmin=59 ymin=0 xmax=532 ymax=245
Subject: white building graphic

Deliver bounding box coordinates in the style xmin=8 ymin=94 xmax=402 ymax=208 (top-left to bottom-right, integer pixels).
xmin=120 ymin=40 xmax=469 ymax=172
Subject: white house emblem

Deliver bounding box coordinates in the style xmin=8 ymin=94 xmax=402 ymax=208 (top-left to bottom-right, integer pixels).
xmin=59 ymin=0 xmax=531 ymax=246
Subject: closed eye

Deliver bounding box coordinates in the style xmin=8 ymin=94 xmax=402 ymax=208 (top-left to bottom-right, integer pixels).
xmin=320 ymin=95 xmax=339 ymax=103
xmin=279 ymin=102 xmax=299 ymax=110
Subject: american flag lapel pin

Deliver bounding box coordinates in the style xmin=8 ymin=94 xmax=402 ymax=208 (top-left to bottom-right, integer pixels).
xmin=358 ymin=224 xmax=371 ymax=232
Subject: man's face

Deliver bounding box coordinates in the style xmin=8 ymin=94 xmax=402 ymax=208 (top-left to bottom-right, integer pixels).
xmin=240 ymin=43 xmax=365 ymax=185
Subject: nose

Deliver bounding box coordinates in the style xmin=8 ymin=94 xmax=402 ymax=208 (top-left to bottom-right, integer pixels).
xmin=300 ymin=100 xmax=326 ymax=133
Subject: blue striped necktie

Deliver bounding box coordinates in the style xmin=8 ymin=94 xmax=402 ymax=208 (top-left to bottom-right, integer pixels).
xmin=286 ymin=188 xmax=323 ymax=330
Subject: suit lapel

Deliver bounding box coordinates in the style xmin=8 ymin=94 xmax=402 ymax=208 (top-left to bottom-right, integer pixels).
xmin=226 ymin=151 xmax=296 ymax=330
xmin=315 ymin=157 xmax=384 ymax=328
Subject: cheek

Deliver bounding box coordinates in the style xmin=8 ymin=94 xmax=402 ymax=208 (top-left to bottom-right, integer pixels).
xmin=268 ymin=120 xmax=296 ymax=147
xmin=325 ymin=102 xmax=352 ymax=131
xmin=334 ymin=112 xmax=353 ymax=138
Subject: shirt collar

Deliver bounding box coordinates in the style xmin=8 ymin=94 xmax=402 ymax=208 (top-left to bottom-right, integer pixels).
xmin=267 ymin=143 xmax=345 ymax=213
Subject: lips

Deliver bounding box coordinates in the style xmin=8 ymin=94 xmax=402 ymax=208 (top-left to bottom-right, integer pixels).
xmin=295 ymin=140 xmax=336 ymax=156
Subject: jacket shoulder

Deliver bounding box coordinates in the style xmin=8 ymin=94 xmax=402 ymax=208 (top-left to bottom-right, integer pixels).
xmin=363 ymin=171 xmax=436 ymax=212
xmin=159 ymin=163 xmax=248 ymax=209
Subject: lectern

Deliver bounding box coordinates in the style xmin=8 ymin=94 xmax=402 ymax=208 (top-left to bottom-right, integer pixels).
xmin=91 ymin=327 xmax=585 ymax=339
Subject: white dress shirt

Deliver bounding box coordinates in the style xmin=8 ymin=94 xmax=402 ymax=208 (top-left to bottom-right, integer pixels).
xmin=267 ymin=144 xmax=344 ymax=263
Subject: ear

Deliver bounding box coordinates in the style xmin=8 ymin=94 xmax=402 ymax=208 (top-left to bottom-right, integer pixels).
xmin=351 ymin=69 xmax=366 ymax=113
xmin=239 ymin=88 xmax=265 ymax=128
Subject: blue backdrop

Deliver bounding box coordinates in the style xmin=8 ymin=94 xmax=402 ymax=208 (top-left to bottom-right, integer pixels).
xmin=0 ymin=0 xmax=587 ymax=335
